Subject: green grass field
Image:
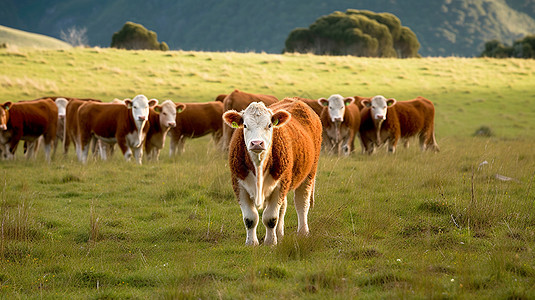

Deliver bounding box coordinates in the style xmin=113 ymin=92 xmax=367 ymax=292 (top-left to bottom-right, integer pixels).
xmin=0 ymin=48 xmax=534 ymax=299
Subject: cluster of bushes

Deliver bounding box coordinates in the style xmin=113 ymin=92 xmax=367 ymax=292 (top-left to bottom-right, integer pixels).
xmin=480 ymin=35 xmax=535 ymax=58
xmin=111 ymin=21 xmax=168 ymax=51
xmin=284 ymin=9 xmax=420 ymax=58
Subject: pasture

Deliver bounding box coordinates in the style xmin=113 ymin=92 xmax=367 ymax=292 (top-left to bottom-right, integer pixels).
xmin=1 ymin=47 xmax=535 ymax=298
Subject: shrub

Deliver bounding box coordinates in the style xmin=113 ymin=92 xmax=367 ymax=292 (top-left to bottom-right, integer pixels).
xmin=283 ymin=9 xmax=420 ymax=58
xmin=111 ymin=21 xmax=168 ymax=51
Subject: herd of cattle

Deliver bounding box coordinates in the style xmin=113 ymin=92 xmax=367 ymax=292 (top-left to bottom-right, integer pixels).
xmin=0 ymin=89 xmax=439 ymax=245
xmin=0 ymin=89 xmax=439 ymax=164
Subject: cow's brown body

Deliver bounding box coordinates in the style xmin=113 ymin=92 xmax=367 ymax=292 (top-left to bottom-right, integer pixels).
xmin=359 ymin=96 xmax=439 ymax=153
xmin=0 ymin=99 xmax=58 ymax=161
xmin=168 ymin=101 xmax=224 ymax=155
xmin=64 ymin=98 xmax=102 ymax=155
xmin=221 ymin=90 xmax=278 ymax=151
xmin=77 ymin=102 xmax=148 ymax=163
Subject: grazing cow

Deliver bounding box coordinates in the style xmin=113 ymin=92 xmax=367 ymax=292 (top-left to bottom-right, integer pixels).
xmin=221 ymin=90 xmax=278 ymax=151
xmin=359 ymin=95 xmax=439 ymax=153
xmin=223 ymin=98 xmax=322 ymax=246
xmin=0 ymin=99 xmax=58 ymax=161
xmin=318 ymin=94 xmax=361 ymax=155
xmin=63 ymin=98 xmax=102 ymax=156
xmin=168 ymin=100 xmax=224 ymax=156
xmin=145 ymin=100 xmax=185 ymax=161
xmin=76 ymin=95 xmax=157 ymax=164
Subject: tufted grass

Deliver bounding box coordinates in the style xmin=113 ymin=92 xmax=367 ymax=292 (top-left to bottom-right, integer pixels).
xmin=0 ymin=48 xmax=534 ymax=298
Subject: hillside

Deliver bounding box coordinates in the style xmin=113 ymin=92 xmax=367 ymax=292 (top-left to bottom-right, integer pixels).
xmin=1 ymin=0 xmax=535 ymax=56
xmin=0 ymin=25 xmax=71 ymax=49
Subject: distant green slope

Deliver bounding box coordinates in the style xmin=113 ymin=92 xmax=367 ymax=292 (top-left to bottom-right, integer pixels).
xmin=1 ymin=0 xmax=535 ymax=56
xmin=0 ymin=25 xmax=71 ymax=49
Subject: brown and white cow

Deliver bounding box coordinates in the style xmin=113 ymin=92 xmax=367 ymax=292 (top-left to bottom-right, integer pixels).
xmin=168 ymin=100 xmax=224 ymax=156
xmin=76 ymin=95 xmax=157 ymax=164
xmin=0 ymin=99 xmax=58 ymax=162
xmin=318 ymin=94 xmax=361 ymax=155
xmin=63 ymin=98 xmax=103 ymax=156
xmin=359 ymin=95 xmax=439 ymax=154
xmin=144 ymin=100 xmax=185 ymax=161
xmin=223 ymin=98 xmax=322 ymax=246
xmin=221 ymin=90 xmax=278 ymax=151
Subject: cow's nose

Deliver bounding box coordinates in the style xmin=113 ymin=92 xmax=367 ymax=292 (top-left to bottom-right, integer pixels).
xmin=168 ymin=122 xmax=176 ymax=127
xmin=138 ymin=115 xmax=146 ymax=121
xmin=376 ymin=114 xmax=385 ymax=120
xmin=334 ymin=117 xmax=343 ymax=122
xmin=249 ymin=140 xmax=265 ymax=152
xmin=59 ymin=114 xmax=65 ymax=119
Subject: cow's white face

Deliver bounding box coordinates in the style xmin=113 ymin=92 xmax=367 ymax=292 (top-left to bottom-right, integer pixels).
xmin=156 ymin=100 xmax=184 ymax=129
xmin=55 ymin=98 xmax=68 ymax=119
xmin=318 ymin=94 xmax=355 ymax=123
xmin=0 ymin=102 xmax=12 ymax=131
xmin=223 ymin=102 xmax=290 ymax=156
xmin=363 ymin=95 xmax=397 ymax=121
xmin=125 ymin=95 xmax=158 ymax=124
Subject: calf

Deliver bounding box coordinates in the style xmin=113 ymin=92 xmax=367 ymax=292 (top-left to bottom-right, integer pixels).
xmin=223 ymin=98 xmax=322 ymax=246
xmin=76 ymin=95 xmax=157 ymax=164
xmin=221 ymin=90 xmax=278 ymax=151
xmin=0 ymin=99 xmax=58 ymax=161
xmin=359 ymin=95 xmax=439 ymax=153
xmin=145 ymin=100 xmax=185 ymax=161
xmin=318 ymin=94 xmax=361 ymax=155
xmin=168 ymin=100 xmax=224 ymax=156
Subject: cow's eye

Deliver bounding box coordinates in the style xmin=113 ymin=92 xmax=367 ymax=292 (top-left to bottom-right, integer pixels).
xmin=243 ymin=124 xmax=247 ymax=129
xmin=268 ymin=123 xmax=272 ymax=129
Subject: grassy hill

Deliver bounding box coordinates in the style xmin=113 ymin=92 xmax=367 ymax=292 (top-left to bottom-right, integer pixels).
xmin=0 ymin=25 xmax=71 ymax=49
xmin=1 ymin=0 xmax=535 ymax=56
xmin=0 ymin=48 xmax=534 ymax=298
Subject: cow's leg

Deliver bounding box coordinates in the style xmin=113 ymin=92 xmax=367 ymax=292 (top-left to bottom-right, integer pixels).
xmin=239 ymin=187 xmax=259 ymax=245
xmin=177 ymin=136 xmax=186 ymax=154
xmin=168 ymin=136 xmax=177 ymax=157
xmin=387 ymin=138 xmax=397 ymax=153
xmin=43 ymin=140 xmax=52 ymax=163
xmin=98 ymin=141 xmax=108 ymax=161
xmin=132 ymin=146 xmax=143 ymax=165
xmin=294 ymin=177 xmax=314 ymax=236
xmin=276 ymin=196 xmax=287 ymax=240
xmin=263 ymin=187 xmax=282 ymax=246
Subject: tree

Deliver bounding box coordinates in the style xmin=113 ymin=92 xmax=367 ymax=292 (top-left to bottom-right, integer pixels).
xmin=111 ymin=22 xmax=168 ymax=51
xmin=283 ymin=9 xmax=420 ymax=58
xmin=60 ymin=26 xmax=88 ymax=47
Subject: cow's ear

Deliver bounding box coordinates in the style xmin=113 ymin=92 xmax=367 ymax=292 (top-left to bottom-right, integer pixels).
xmin=318 ymin=98 xmax=329 ymax=106
xmin=154 ymin=105 xmax=162 ymax=113
xmin=148 ymin=99 xmax=159 ymax=107
xmin=344 ymin=97 xmax=355 ymax=106
xmin=176 ymin=103 xmax=186 ymax=113
xmin=387 ymin=98 xmax=397 ymax=107
xmin=222 ymin=110 xmax=243 ymax=128
xmin=361 ymin=99 xmax=371 ymax=108
xmin=272 ymin=110 xmax=291 ymax=127
xmin=124 ymin=99 xmax=133 ymax=109
xmin=2 ymin=102 xmax=12 ymax=110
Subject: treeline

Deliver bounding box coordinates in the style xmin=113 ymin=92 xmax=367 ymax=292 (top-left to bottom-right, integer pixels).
xmin=480 ymin=35 xmax=535 ymax=58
